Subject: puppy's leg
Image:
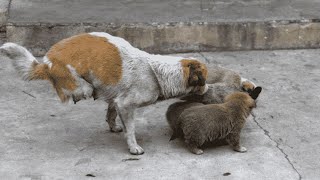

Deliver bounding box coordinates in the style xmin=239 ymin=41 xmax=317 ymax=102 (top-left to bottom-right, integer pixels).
xmin=116 ymin=104 xmax=144 ymax=155
xmin=106 ymin=102 xmax=122 ymax=132
xmin=226 ymin=132 xmax=247 ymax=153
xmin=186 ymin=142 xmax=203 ymax=155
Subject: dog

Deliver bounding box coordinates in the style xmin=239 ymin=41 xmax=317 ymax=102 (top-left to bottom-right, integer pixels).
xmin=181 ymin=64 xmax=257 ymax=104
xmin=0 ymin=32 xmax=209 ymax=155
xmin=166 ymin=87 xmax=262 ymax=155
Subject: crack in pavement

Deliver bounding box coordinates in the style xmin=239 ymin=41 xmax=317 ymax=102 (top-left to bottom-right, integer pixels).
xmin=251 ymin=114 xmax=302 ymax=180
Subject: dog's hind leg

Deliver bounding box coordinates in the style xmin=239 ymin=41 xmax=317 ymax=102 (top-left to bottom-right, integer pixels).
xmin=115 ymin=103 xmax=144 ymax=155
xmin=106 ymin=101 xmax=122 ymax=132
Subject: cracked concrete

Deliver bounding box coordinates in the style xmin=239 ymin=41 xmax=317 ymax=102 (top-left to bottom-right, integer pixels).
xmin=196 ymin=49 xmax=320 ymax=180
xmin=252 ymin=114 xmax=302 ymax=180
xmin=1 ymin=49 xmax=319 ymax=179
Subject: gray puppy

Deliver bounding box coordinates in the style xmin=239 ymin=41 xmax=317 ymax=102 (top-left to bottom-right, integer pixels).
xmin=166 ymin=87 xmax=262 ymax=155
xmin=181 ymin=65 xmax=256 ymax=104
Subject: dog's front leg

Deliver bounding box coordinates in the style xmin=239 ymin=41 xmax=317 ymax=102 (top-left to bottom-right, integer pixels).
xmin=115 ymin=104 xmax=144 ymax=155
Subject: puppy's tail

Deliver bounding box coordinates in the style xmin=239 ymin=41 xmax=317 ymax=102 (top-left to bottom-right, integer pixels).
xmin=169 ymin=131 xmax=182 ymax=141
xmin=0 ymin=43 xmax=50 ymax=81
xmin=170 ymin=134 xmax=177 ymax=141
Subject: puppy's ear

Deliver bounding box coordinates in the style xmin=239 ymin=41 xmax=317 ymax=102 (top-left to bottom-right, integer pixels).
xmin=249 ymin=86 xmax=262 ymax=100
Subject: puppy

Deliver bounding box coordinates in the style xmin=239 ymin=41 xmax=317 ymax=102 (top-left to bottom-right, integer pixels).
xmin=181 ymin=64 xmax=256 ymax=104
xmin=166 ymin=87 xmax=262 ymax=155
xmin=0 ymin=32 xmax=209 ymax=155
xmin=206 ymin=64 xmax=255 ymax=92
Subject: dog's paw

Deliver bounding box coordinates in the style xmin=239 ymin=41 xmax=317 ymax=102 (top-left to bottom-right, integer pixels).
xmin=129 ymin=145 xmax=144 ymax=155
xmin=110 ymin=125 xmax=123 ymax=133
xmin=233 ymin=146 xmax=247 ymax=153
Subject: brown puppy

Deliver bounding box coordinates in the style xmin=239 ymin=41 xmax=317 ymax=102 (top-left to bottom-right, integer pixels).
xmin=166 ymin=87 xmax=262 ymax=154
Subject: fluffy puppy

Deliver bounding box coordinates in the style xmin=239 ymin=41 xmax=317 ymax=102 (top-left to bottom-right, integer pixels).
xmin=0 ymin=32 xmax=208 ymax=155
xmin=166 ymin=87 xmax=262 ymax=155
xmin=181 ymin=64 xmax=256 ymax=104
xmin=206 ymin=64 xmax=255 ymax=92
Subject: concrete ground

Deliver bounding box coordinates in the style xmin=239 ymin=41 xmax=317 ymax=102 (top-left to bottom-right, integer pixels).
xmin=1 ymin=49 xmax=319 ymax=179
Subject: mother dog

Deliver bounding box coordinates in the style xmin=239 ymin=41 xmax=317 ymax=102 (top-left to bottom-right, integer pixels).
xmin=0 ymin=32 xmax=208 ymax=155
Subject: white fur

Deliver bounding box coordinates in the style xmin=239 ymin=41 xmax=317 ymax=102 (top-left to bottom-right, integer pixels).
xmin=241 ymin=77 xmax=257 ymax=88
xmin=0 ymin=43 xmax=38 ymax=80
xmin=43 ymin=56 xmax=52 ymax=69
xmin=64 ymin=65 xmax=94 ymax=102
xmin=89 ymin=32 xmax=195 ymax=99
xmin=89 ymin=32 xmax=208 ymax=154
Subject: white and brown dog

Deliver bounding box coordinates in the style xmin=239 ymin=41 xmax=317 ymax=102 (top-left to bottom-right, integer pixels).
xmin=0 ymin=32 xmax=209 ymax=155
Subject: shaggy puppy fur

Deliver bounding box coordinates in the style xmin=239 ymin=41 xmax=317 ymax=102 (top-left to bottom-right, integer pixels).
xmin=166 ymin=87 xmax=262 ymax=155
xmin=0 ymin=32 xmax=209 ymax=155
xmin=181 ymin=64 xmax=256 ymax=104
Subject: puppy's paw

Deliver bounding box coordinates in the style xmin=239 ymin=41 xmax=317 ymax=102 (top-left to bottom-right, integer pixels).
xmin=129 ymin=145 xmax=144 ymax=155
xmin=110 ymin=125 xmax=123 ymax=133
xmin=188 ymin=145 xmax=204 ymax=155
xmin=193 ymin=149 xmax=204 ymax=155
xmin=233 ymin=146 xmax=247 ymax=153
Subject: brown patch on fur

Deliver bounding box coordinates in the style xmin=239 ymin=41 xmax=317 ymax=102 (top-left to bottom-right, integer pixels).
xmin=29 ymin=61 xmax=50 ymax=80
xmin=46 ymin=33 xmax=122 ymax=102
xmin=180 ymin=59 xmax=208 ymax=87
xmin=242 ymin=81 xmax=255 ymax=92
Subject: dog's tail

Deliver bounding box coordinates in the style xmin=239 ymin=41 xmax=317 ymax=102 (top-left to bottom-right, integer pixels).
xmin=0 ymin=43 xmax=50 ymax=81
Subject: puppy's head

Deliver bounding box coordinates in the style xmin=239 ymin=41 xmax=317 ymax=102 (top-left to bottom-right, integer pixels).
xmin=225 ymin=86 xmax=262 ymax=109
xmin=225 ymin=92 xmax=256 ymax=109
xmin=242 ymin=81 xmax=256 ymax=93
xmin=180 ymin=59 xmax=208 ymax=95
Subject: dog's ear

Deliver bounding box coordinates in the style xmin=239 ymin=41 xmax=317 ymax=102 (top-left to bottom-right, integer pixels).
xmin=249 ymin=86 xmax=262 ymax=100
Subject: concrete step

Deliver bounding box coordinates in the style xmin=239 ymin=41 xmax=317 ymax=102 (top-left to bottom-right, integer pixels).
xmin=2 ymin=0 xmax=320 ymax=56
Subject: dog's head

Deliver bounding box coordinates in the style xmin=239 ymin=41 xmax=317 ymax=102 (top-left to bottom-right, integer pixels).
xmin=180 ymin=59 xmax=208 ymax=95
